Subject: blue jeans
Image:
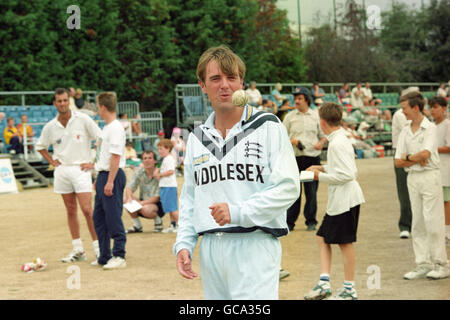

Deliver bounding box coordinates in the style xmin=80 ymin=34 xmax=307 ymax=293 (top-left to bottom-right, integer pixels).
xmin=93 ymin=169 xmax=126 ymax=265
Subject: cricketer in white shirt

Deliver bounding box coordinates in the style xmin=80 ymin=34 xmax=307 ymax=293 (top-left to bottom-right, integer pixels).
xmin=174 ymin=105 xmax=300 ymax=298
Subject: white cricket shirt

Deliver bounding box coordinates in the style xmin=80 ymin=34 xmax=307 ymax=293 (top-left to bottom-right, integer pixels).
xmin=395 ymin=117 xmax=440 ymax=172
xmin=318 ymin=128 xmax=365 ymax=216
xmin=392 ymin=109 xmax=410 ymax=149
xmin=36 ymin=111 xmax=101 ymax=165
xmin=95 ymin=119 xmax=126 ymax=171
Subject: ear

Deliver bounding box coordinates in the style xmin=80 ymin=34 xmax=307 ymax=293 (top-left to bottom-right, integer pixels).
xmin=198 ymin=80 xmax=207 ymax=94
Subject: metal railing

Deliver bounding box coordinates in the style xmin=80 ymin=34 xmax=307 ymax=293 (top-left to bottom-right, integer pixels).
xmin=0 ymin=90 xmax=100 ymax=106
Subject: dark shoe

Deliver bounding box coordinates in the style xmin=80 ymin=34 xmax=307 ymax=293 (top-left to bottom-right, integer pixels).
xmin=306 ymin=224 xmax=317 ymax=231
xmin=126 ymin=226 xmax=143 ymax=233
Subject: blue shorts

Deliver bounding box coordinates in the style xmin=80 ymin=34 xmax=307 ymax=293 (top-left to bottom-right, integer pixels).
xmin=160 ymin=187 xmax=178 ymax=213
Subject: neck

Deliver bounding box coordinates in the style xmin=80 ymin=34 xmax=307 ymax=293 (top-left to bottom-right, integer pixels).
xmin=145 ymin=166 xmax=154 ymax=176
xmin=411 ymin=113 xmax=424 ymax=127
xmin=213 ymin=107 xmax=244 ymax=138
xmin=434 ymin=115 xmax=444 ymax=125
xmin=103 ymin=112 xmax=116 ymax=125
xmin=326 ymin=125 xmax=340 ymax=135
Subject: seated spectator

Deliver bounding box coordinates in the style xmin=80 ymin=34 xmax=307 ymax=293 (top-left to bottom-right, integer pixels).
xmin=68 ymin=87 xmax=77 ymax=111
xmin=312 ymin=82 xmax=325 ymax=105
xmin=245 ymin=81 xmax=263 ymax=107
xmin=119 ymin=113 xmax=132 ymax=139
xmin=342 ymin=119 xmax=373 ymax=151
xmin=437 ymin=83 xmax=447 ymax=98
xmin=125 ymin=140 xmax=138 ymax=160
xmin=131 ymin=114 xmax=142 ymax=136
xmin=260 ymin=98 xmax=278 ymax=114
xmin=74 ymin=88 xmax=85 ymax=109
xmin=271 ymin=83 xmax=285 ymax=107
xmin=3 ymin=117 xmax=24 ymax=154
xmin=356 ymin=121 xmax=376 ymax=147
xmin=337 ymin=83 xmax=351 ymax=105
xmin=16 ymin=114 xmax=34 ymax=151
xmin=362 ymin=82 xmax=382 ymax=106
xmin=351 ymin=82 xmax=365 ymax=110
xmin=124 ymin=150 xmax=164 ymax=233
xmin=276 ymin=99 xmax=294 ymax=120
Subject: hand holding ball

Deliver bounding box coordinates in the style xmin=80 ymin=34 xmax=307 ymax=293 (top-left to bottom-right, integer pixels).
xmin=232 ymin=90 xmax=248 ymax=107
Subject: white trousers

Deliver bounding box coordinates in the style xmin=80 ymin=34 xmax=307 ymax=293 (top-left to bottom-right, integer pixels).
xmin=199 ymin=230 xmax=281 ymax=300
xmin=407 ymin=169 xmax=447 ymax=266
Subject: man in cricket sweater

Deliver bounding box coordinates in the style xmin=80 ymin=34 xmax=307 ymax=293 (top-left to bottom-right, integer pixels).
xmin=174 ymin=45 xmax=300 ymax=300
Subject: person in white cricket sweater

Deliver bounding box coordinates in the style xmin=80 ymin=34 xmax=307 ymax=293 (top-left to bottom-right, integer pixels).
xmin=174 ymin=45 xmax=299 ymax=300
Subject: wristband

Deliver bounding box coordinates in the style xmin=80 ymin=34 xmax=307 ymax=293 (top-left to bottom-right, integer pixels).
xmin=406 ymin=154 xmax=411 ymax=161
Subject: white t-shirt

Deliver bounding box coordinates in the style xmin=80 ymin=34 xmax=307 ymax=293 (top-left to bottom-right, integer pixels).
xmin=95 ymin=119 xmax=126 ymax=171
xmin=246 ymin=88 xmax=262 ymax=105
xmin=36 ymin=111 xmax=101 ymax=165
xmin=159 ymin=154 xmax=177 ymax=187
xmin=436 ymin=119 xmax=450 ymax=186
xmin=351 ymin=87 xmax=364 ymax=108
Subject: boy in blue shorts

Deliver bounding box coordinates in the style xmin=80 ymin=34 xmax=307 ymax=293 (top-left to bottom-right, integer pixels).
xmin=154 ymin=138 xmax=179 ymax=233
xmin=304 ymin=102 xmax=365 ymax=300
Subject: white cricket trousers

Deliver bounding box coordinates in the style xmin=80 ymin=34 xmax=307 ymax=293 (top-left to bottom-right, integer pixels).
xmin=407 ymin=169 xmax=447 ymax=266
xmin=199 ymin=230 xmax=281 ymax=300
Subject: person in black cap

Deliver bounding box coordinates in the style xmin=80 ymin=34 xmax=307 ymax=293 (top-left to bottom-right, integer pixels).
xmin=283 ymin=87 xmax=327 ymax=231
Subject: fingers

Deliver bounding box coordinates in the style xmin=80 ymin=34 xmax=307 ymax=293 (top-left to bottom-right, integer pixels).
xmin=209 ymin=203 xmax=231 ymax=226
xmin=176 ymin=251 xmax=198 ymax=280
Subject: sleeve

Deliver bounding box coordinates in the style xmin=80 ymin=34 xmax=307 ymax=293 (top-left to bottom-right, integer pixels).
xmin=35 ymin=123 xmax=51 ymax=151
xmin=108 ymin=125 xmax=125 ymax=155
xmin=394 ymin=129 xmax=406 ymax=159
xmin=127 ymin=171 xmax=140 ymax=192
xmin=84 ymin=115 xmax=102 ymax=141
xmin=173 ymin=134 xmax=199 ymax=257
xmin=228 ymin=122 xmax=300 ymax=227
xmin=318 ymin=141 xmax=356 ymax=185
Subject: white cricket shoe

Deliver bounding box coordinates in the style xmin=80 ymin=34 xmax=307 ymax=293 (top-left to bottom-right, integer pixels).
xmin=403 ymin=264 xmax=433 ymax=280
xmin=61 ymin=249 xmax=87 ymax=263
xmin=399 ymin=231 xmax=410 ymax=239
xmin=103 ymin=257 xmax=126 ymax=270
xmin=162 ymin=225 xmax=177 ymax=233
xmin=426 ymin=264 xmax=450 ymax=280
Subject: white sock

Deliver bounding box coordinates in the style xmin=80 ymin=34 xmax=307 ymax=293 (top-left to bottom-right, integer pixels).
xmin=72 ymin=238 xmax=83 ymax=252
xmin=319 ymin=273 xmax=330 ymax=286
xmin=92 ymin=240 xmax=100 ymax=257
xmin=133 ymin=218 xmax=142 ymax=229
xmin=343 ymin=280 xmax=355 ymax=291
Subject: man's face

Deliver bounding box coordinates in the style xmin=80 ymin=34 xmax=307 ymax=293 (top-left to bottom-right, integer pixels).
xmin=365 ymin=82 xmax=370 ymax=88
xmin=401 ymin=100 xmax=416 ymax=120
xmin=430 ymin=105 xmax=445 ymax=121
xmin=21 ymin=115 xmax=28 ymax=123
xmin=7 ymin=119 xmax=14 ymax=127
xmin=142 ymin=152 xmax=156 ymax=169
xmin=199 ymin=59 xmax=243 ymax=110
xmin=54 ymin=92 xmax=70 ymax=115
xmin=294 ymin=94 xmax=308 ymax=109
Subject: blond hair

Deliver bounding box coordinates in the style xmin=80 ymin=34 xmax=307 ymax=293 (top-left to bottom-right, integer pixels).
xmin=318 ymin=102 xmax=343 ymax=127
xmin=97 ymin=92 xmax=117 ymax=112
xmin=196 ymin=45 xmax=246 ymax=83
xmin=157 ymin=138 xmax=174 ymax=151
